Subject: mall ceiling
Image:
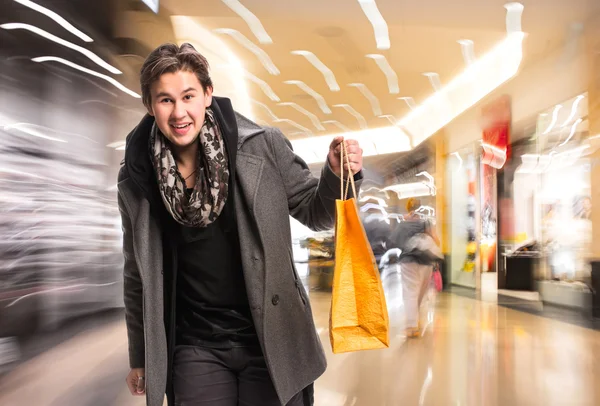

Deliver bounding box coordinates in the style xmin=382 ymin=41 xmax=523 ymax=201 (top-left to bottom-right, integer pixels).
xmin=1 ymin=0 xmax=599 ymax=179
xmin=111 ymin=0 xmax=599 ymax=139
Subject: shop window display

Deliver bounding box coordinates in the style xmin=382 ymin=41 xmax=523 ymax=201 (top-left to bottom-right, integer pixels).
xmin=502 ymin=93 xmax=592 ymax=286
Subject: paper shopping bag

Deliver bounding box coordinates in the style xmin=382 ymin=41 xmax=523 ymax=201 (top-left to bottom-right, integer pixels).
xmin=329 ymin=142 xmax=389 ymax=354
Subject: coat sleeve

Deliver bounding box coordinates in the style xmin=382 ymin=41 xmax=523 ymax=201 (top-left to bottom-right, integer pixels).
xmin=270 ymin=127 xmax=363 ymax=232
xmin=118 ymin=182 xmax=145 ymax=369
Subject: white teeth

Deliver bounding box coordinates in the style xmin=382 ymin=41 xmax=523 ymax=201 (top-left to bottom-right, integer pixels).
xmin=172 ymin=124 xmax=190 ymax=129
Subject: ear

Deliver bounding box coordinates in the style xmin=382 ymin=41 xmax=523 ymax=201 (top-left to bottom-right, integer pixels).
xmin=204 ymin=86 xmax=213 ymax=107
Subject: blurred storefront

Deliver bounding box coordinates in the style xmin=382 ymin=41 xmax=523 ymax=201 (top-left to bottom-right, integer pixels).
xmin=498 ymin=93 xmax=593 ymax=307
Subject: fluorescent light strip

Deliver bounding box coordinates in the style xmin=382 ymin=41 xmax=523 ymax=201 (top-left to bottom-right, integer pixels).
xmin=107 ymin=141 xmax=126 ymax=149
xmin=213 ymin=28 xmax=279 ymax=75
xmin=220 ymin=0 xmax=272 ymax=44
xmin=333 ymin=104 xmax=368 ymax=130
xmin=348 ymin=83 xmax=382 ymax=116
xmin=398 ymin=96 xmax=417 ymax=110
xmin=291 ymin=125 xmax=410 ymax=164
xmin=423 ymin=72 xmax=442 ymax=91
xmin=284 ymin=80 xmax=331 ymax=114
xmin=3 ymin=123 xmax=67 ymax=143
xmin=31 ymin=57 xmax=140 ymax=98
xmin=559 ymin=118 xmax=583 ymax=147
xmin=542 ymin=105 xmax=562 ymax=135
xmin=244 ymin=71 xmax=280 ymax=101
xmin=273 ymin=119 xmax=313 ymax=134
xmin=1 ymin=23 xmax=121 ymax=74
xmin=140 ymin=0 xmax=159 ymax=13
xmin=251 ymin=100 xmax=279 ymax=121
xmin=378 ymin=115 xmax=398 ymax=125
xmin=398 ymin=31 xmax=525 ymax=147
xmin=322 ymin=120 xmax=351 ymax=132
xmin=278 ymin=102 xmax=324 ymax=131
xmin=357 ymin=0 xmax=390 ymax=50
xmin=504 ymin=2 xmax=524 ymax=33
xmin=366 ymin=54 xmax=399 ymax=93
xmin=561 ymin=95 xmax=585 ymax=127
xmin=291 ymin=50 xmax=340 ymax=91
xmin=458 ymin=39 xmax=475 ymax=65
xmin=13 ymin=0 xmax=93 ymax=42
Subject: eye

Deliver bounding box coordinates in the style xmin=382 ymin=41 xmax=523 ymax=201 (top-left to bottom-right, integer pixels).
xmin=160 ymin=98 xmax=173 ymax=104
xmin=184 ymin=94 xmax=194 ymax=100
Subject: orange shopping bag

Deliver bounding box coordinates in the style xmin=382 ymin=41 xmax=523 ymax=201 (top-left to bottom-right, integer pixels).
xmin=329 ymin=142 xmax=390 ymax=354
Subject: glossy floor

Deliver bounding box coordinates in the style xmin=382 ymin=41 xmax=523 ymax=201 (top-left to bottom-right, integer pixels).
xmin=1 ymin=291 xmax=599 ymax=405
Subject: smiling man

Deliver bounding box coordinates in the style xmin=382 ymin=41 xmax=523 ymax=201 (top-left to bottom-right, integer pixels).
xmin=117 ymin=43 xmax=363 ymax=406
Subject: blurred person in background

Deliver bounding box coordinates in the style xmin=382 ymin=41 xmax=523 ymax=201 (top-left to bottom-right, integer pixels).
xmin=117 ymin=43 xmax=363 ymax=406
xmin=389 ymin=198 xmax=440 ymax=338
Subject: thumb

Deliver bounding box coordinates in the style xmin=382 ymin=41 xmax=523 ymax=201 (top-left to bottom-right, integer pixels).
xmin=136 ymin=376 xmax=146 ymax=394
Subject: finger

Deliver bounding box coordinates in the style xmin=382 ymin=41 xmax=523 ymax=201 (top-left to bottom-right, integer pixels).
xmin=127 ymin=378 xmax=136 ymax=395
xmin=330 ymin=136 xmax=344 ymax=150
xmin=136 ymin=376 xmax=146 ymax=394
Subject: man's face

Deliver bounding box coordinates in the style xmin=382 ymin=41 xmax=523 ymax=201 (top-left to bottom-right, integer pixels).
xmin=147 ymin=70 xmax=212 ymax=150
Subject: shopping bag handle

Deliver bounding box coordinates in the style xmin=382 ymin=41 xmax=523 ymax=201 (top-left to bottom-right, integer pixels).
xmin=340 ymin=140 xmax=357 ymax=201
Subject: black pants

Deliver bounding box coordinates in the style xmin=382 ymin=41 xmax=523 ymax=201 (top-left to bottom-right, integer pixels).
xmin=173 ymin=345 xmax=312 ymax=406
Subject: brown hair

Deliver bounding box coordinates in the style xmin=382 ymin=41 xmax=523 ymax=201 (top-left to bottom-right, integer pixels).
xmin=406 ymin=197 xmax=421 ymax=213
xmin=140 ymin=43 xmax=213 ymax=109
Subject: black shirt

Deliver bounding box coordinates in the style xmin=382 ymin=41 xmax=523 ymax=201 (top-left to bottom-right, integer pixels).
xmin=174 ymin=190 xmax=258 ymax=348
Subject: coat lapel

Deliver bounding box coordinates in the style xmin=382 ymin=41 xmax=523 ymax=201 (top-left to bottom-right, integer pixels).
xmin=236 ymin=152 xmax=264 ymax=215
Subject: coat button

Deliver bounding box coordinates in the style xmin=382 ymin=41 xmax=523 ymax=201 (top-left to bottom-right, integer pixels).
xmin=271 ymin=295 xmax=280 ymax=306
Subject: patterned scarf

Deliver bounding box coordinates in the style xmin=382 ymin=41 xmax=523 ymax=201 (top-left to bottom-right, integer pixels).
xmin=149 ymin=107 xmax=229 ymax=228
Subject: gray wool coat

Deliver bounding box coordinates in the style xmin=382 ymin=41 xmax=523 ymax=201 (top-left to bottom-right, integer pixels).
xmin=117 ymin=112 xmax=361 ymax=406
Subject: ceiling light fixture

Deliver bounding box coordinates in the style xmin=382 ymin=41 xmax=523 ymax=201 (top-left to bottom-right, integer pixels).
xmin=1 ymin=23 xmax=121 ymax=74
xmin=31 ymin=57 xmax=139 ymax=98
xmin=357 ymin=0 xmax=390 ymax=50
xmin=359 ymin=195 xmax=388 ymax=207
xmin=561 ymin=94 xmax=585 ymax=127
xmin=13 ymin=0 xmax=93 ymax=42
xmin=423 ymin=72 xmax=442 ymax=91
xmin=273 ymin=118 xmax=313 ymax=134
xmin=140 ymin=0 xmax=159 ymax=13
xmin=348 ymin=83 xmax=382 ymax=116
xmin=243 ymin=71 xmax=280 ymax=101
xmin=559 ymin=118 xmax=583 ymax=147
xmin=458 ymin=39 xmax=475 ymax=65
xmin=365 ymin=54 xmax=399 ymax=94
xmin=504 ymin=2 xmax=524 ymax=33
xmin=542 ymin=105 xmax=563 ymax=135
xmin=220 ymin=0 xmax=272 ymax=44
xmin=398 ymin=96 xmax=416 ymax=110
xmin=378 ymin=115 xmax=398 ymax=125
xmin=251 ymin=100 xmax=279 ymax=121
xmin=284 ymin=80 xmax=331 ymax=114
xmin=333 ymin=104 xmax=368 ymax=130
xmin=214 ymin=28 xmax=279 ymax=75
xmin=291 ymin=50 xmax=340 ymax=91
xmin=322 ymin=120 xmax=351 ymax=132
xmin=278 ymin=102 xmax=325 ymax=131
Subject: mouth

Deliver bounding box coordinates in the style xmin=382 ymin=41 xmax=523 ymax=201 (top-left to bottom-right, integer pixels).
xmin=170 ymin=123 xmax=191 ymax=129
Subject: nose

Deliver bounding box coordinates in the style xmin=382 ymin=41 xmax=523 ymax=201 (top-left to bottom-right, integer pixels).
xmin=171 ymin=101 xmax=187 ymax=120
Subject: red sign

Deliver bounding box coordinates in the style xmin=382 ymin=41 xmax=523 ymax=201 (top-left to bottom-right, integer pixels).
xmin=481 ymin=95 xmax=511 ymax=169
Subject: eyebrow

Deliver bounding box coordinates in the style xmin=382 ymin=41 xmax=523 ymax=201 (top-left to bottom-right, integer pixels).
xmin=155 ymin=87 xmax=199 ymax=99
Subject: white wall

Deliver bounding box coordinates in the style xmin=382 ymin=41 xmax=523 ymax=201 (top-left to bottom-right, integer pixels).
xmin=445 ymin=38 xmax=590 ymax=153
